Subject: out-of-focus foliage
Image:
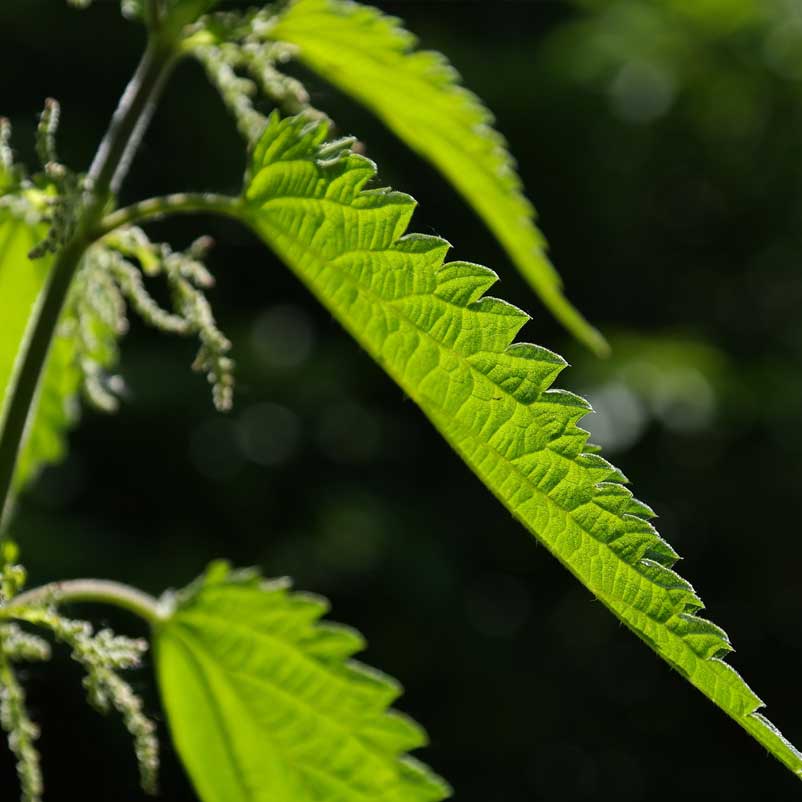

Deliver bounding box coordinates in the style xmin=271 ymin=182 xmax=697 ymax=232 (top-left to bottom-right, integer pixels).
xmin=0 ymin=129 xmax=122 ymax=500
xmin=0 ymin=209 xmax=79 ymax=497
xmin=567 ymin=333 xmax=731 ymax=453
xmin=549 ymin=0 xmax=802 ymax=135
xmin=0 ymin=203 xmax=126 ymax=499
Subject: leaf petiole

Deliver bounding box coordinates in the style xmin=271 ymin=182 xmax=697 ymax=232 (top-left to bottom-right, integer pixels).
xmin=96 ymin=193 xmax=244 ymax=238
xmin=5 ymin=579 xmax=165 ymax=625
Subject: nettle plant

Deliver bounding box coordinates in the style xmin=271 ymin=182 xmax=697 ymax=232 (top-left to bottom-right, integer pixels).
xmin=0 ymin=0 xmax=800 ymax=799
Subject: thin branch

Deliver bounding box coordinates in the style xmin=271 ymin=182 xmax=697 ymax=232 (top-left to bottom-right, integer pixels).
xmin=96 ymin=192 xmax=244 ymax=237
xmin=145 ymin=0 xmax=165 ymax=30
xmin=6 ymin=580 xmax=165 ymax=625
xmin=88 ymin=36 xmax=178 ymax=197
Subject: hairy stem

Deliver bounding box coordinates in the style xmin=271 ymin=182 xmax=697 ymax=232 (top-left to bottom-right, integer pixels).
xmin=7 ymin=579 xmax=164 ymax=625
xmin=145 ymin=0 xmax=166 ymax=31
xmin=88 ymin=35 xmax=178 ymax=197
xmin=0 ymin=38 xmax=179 ymax=530
xmin=97 ymin=192 xmax=244 ymax=236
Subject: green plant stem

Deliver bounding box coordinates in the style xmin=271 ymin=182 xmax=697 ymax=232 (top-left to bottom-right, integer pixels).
xmin=88 ymin=35 xmax=178 ymax=197
xmin=145 ymin=0 xmax=165 ymax=30
xmin=7 ymin=579 xmax=164 ymax=625
xmin=0 ymin=37 xmax=179 ymax=530
xmin=96 ymin=192 xmax=244 ymax=236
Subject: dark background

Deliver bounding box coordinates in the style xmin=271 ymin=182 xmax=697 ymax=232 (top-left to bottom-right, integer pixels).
xmin=2 ymin=0 xmax=802 ymax=799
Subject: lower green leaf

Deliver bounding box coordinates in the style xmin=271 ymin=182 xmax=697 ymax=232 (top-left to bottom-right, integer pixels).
xmin=155 ymin=563 xmax=450 ymax=802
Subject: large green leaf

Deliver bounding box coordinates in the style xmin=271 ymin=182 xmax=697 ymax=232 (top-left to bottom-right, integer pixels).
xmin=155 ymin=562 xmax=449 ymax=802
xmin=268 ymin=0 xmax=608 ymax=356
xmin=239 ymin=112 xmax=802 ymax=780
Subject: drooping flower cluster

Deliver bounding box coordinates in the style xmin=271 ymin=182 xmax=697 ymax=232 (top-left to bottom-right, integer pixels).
xmin=0 ymin=544 xmax=160 ymax=802
xmin=1 ymin=103 xmax=234 ymax=415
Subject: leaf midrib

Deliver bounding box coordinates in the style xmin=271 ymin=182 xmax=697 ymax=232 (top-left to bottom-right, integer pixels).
xmin=165 ymin=627 xmax=254 ymax=802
